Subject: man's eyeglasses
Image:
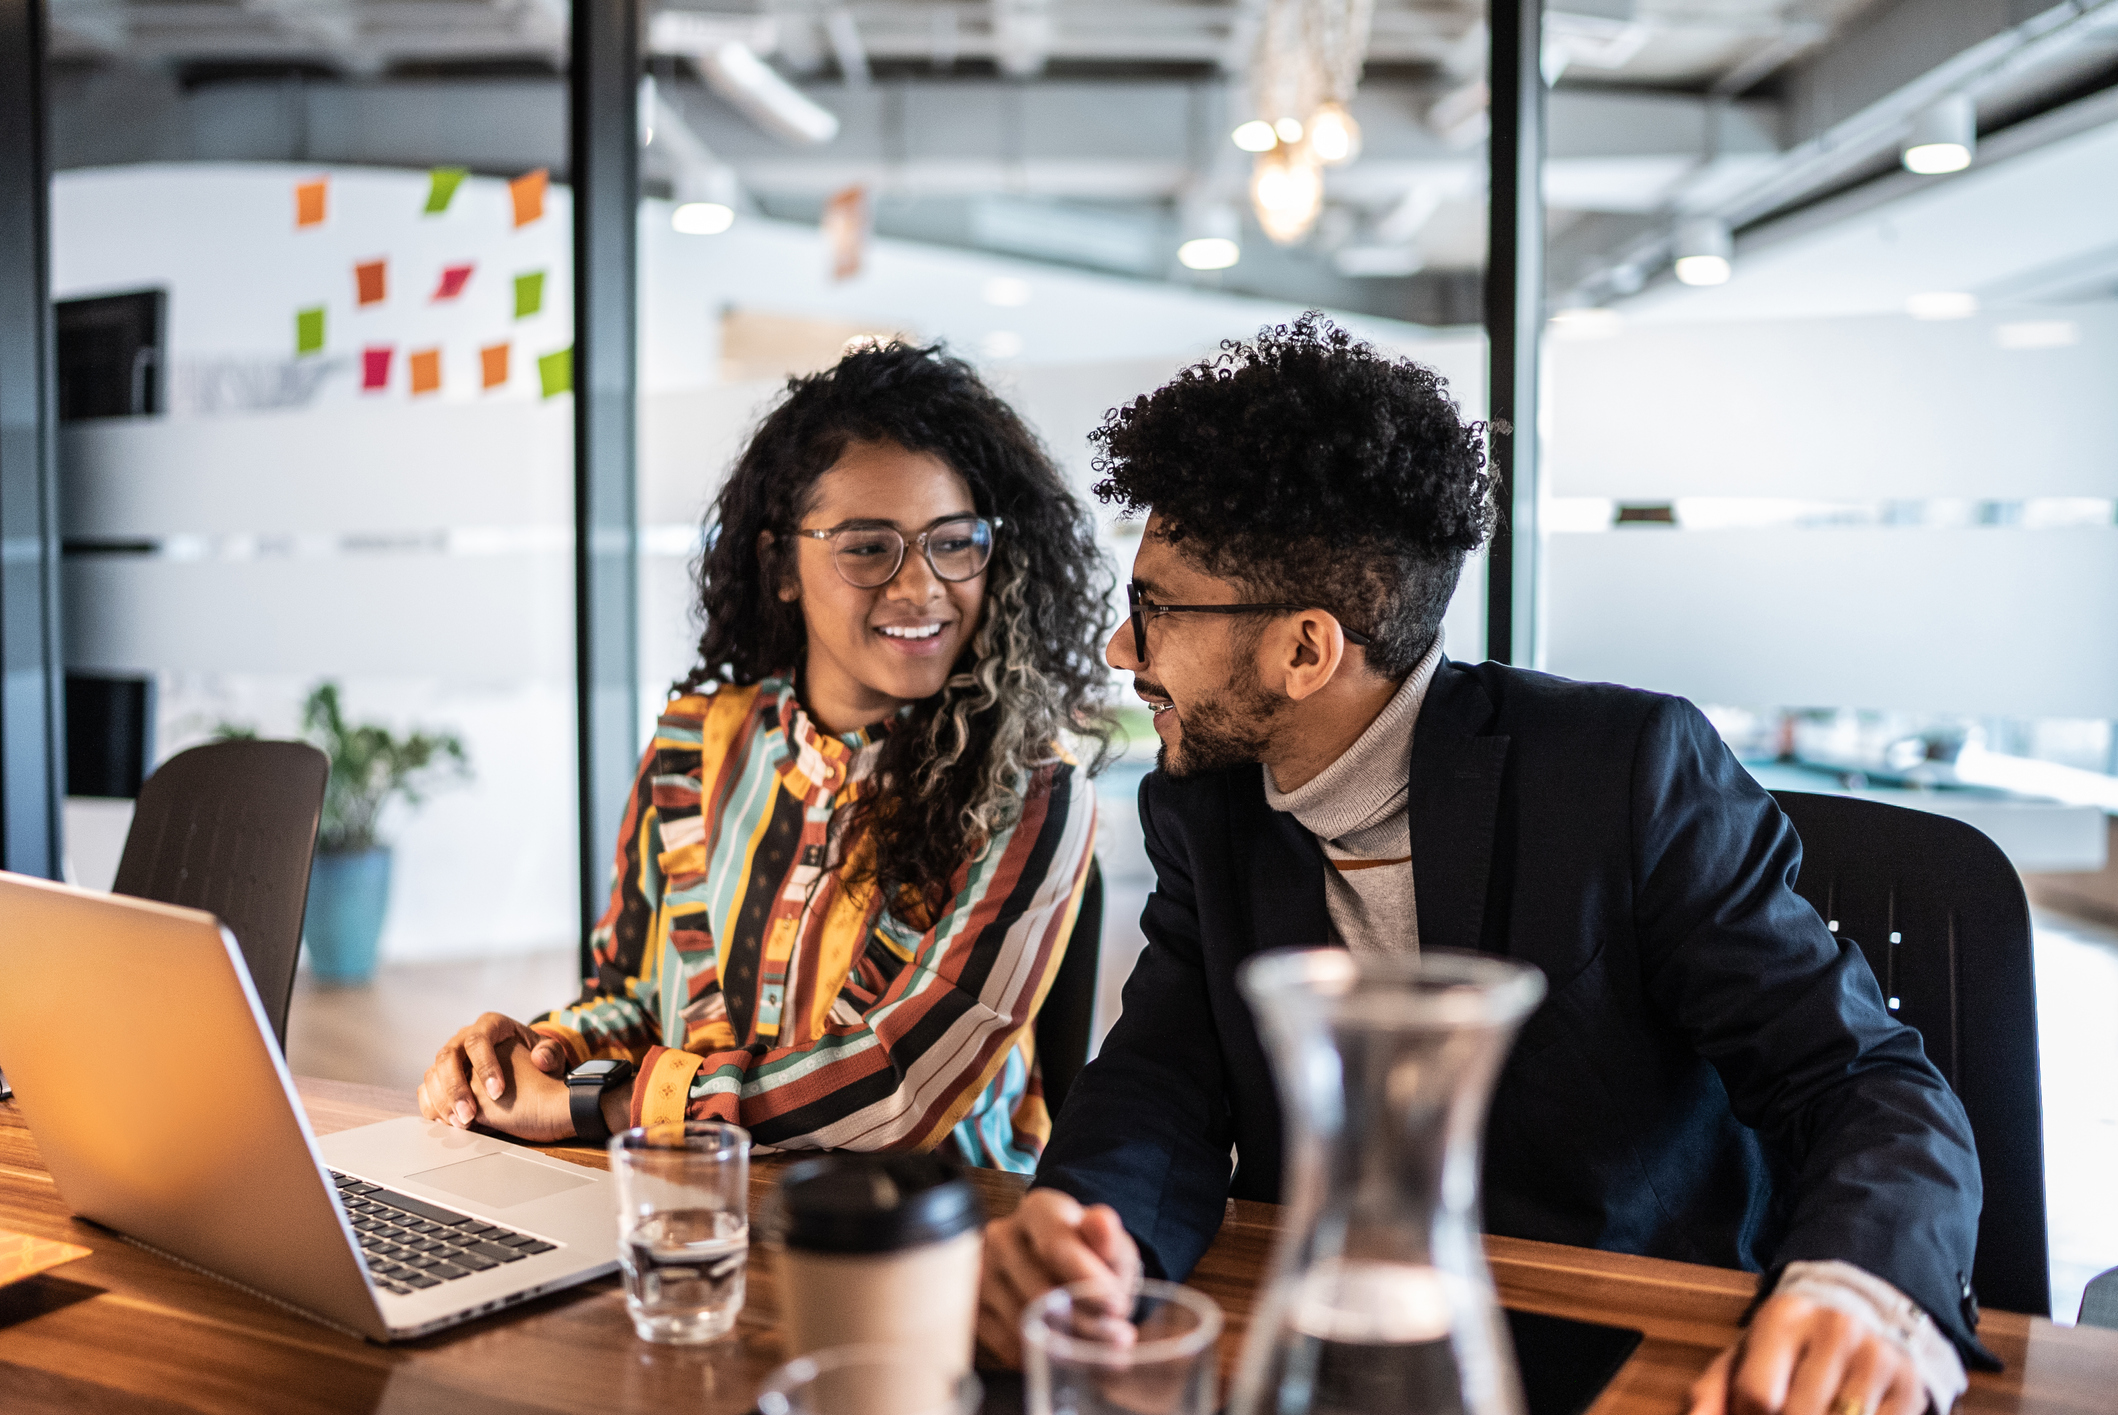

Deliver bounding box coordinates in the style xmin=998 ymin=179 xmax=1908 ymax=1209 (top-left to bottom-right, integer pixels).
xmin=795 ymin=516 xmax=1000 ymax=589
xmin=1126 ymin=581 xmax=1373 ymax=662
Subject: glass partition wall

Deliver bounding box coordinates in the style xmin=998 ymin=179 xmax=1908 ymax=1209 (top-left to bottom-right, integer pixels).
xmin=1535 ymin=18 xmax=2118 ymax=1322
xmin=47 ymin=22 xmax=581 ymax=1080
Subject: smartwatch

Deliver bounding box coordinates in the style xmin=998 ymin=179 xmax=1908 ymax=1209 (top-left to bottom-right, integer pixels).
xmin=566 ymin=1058 xmax=636 ymax=1145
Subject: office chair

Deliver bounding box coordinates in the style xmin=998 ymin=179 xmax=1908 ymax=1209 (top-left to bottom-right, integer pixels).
xmin=1034 ymin=857 xmax=1104 ymax=1122
xmin=2081 ymin=1268 xmax=2118 ymax=1328
xmin=113 ymin=740 xmax=329 ymax=1052
xmin=1771 ymin=790 xmax=2049 ymax=1316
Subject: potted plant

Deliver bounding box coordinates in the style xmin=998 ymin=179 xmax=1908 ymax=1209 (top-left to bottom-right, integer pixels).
xmin=226 ymin=682 xmax=469 ymax=984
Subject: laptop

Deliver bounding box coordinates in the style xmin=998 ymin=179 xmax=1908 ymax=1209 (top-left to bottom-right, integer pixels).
xmin=0 ymin=871 xmax=619 ymax=1341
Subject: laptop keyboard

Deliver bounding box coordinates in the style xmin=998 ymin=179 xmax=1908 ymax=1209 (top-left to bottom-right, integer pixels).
xmin=330 ymin=1170 xmax=558 ymax=1296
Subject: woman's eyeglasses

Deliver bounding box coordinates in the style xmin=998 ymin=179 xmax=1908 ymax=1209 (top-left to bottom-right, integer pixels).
xmin=795 ymin=516 xmax=1000 ymax=589
xmin=1126 ymin=581 xmax=1373 ymax=662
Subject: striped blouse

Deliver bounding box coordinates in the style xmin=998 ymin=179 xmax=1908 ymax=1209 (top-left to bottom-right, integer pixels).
xmin=530 ymin=678 xmax=1094 ymax=1172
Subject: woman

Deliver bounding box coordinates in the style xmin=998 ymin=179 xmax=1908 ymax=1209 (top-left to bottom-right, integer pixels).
xmin=419 ymin=341 xmax=1112 ymax=1171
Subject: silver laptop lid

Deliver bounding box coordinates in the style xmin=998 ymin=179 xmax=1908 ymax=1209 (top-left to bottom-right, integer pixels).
xmin=0 ymin=872 xmax=387 ymax=1340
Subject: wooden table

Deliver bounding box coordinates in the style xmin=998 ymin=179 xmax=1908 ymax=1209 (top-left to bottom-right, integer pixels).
xmin=3 ymin=1079 xmax=2113 ymax=1414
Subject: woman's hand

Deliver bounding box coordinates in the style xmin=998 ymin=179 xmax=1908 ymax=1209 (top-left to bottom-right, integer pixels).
xmin=418 ymin=1012 xmax=569 ymax=1131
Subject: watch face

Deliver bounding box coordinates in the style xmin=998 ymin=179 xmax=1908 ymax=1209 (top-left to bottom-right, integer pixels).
xmin=575 ymin=1060 xmax=621 ymax=1081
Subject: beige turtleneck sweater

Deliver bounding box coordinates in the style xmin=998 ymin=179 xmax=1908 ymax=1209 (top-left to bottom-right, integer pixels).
xmin=1261 ymin=635 xmax=1444 ymax=955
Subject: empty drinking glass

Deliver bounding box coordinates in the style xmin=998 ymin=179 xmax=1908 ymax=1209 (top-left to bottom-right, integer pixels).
xmin=1023 ymin=1279 xmax=1223 ymax=1415
xmin=609 ymin=1121 xmax=749 ymax=1343
xmin=756 ymin=1344 xmax=982 ymax=1415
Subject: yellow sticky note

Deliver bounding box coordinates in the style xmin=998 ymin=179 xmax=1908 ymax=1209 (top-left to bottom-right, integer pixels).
xmin=480 ymin=341 xmax=510 ymax=390
xmin=0 ymin=1228 xmax=91 ymax=1287
xmin=537 ymin=346 xmax=572 ymax=398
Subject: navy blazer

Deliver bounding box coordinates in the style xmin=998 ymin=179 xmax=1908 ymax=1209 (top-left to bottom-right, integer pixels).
xmin=1036 ymin=659 xmax=1991 ymax=1362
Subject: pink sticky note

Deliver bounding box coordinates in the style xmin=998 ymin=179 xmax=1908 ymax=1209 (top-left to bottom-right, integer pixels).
xmin=433 ymin=263 xmax=474 ymax=301
xmin=362 ymin=346 xmax=394 ymax=391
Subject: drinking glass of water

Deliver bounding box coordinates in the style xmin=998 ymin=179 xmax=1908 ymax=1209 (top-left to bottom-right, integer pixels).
xmin=1023 ymin=1279 xmax=1222 ymax=1415
xmin=609 ymin=1121 xmax=749 ymax=1343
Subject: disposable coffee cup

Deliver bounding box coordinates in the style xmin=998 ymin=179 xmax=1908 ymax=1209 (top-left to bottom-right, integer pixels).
xmin=773 ymin=1154 xmax=986 ymax=1377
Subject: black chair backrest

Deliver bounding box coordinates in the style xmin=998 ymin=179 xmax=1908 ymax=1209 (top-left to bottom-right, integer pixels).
xmin=1035 ymin=857 xmax=1103 ymax=1123
xmin=113 ymin=740 xmax=329 ymax=1051
xmin=1770 ymin=790 xmax=2049 ymax=1316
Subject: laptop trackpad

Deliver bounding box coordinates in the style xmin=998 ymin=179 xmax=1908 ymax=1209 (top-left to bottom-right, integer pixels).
xmin=405 ymin=1152 xmax=596 ymax=1208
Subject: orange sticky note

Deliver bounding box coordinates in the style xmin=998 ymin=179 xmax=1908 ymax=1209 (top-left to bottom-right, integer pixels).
xmin=510 ymin=168 xmax=548 ymax=227
xmin=408 ymin=347 xmax=442 ymax=395
xmin=355 ymin=259 xmax=387 ymax=307
xmin=480 ymin=342 xmax=510 ymax=389
xmin=295 ymin=178 xmax=327 ymax=228
xmin=0 ymin=1228 xmax=91 ymax=1287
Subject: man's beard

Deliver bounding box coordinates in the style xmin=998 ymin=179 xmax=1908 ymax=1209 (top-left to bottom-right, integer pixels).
xmin=1158 ymin=666 xmax=1283 ymax=778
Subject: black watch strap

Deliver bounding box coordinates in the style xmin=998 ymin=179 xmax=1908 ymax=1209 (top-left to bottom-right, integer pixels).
xmin=567 ymin=1061 xmax=634 ymax=1145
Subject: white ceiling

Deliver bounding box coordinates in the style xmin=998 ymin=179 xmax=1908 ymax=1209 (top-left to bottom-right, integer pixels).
xmin=1618 ymin=87 xmax=2118 ymax=324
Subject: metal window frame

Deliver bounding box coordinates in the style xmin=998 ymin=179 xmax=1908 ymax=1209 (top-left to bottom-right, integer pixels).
xmin=0 ymin=0 xmax=65 ymax=880
xmin=1486 ymin=0 xmax=1545 ymax=668
xmin=571 ymin=0 xmax=644 ymax=968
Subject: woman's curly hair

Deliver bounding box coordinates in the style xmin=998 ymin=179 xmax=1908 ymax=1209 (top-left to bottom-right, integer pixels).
xmin=680 ymin=340 xmax=1114 ymax=915
xmin=1090 ymin=312 xmax=1494 ymax=677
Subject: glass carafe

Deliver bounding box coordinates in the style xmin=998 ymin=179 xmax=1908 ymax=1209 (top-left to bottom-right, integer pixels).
xmin=1232 ymin=949 xmax=1546 ymax=1415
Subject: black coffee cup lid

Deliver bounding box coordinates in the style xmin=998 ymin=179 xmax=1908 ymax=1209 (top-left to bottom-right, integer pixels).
xmin=777 ymin=1153 xmax=984 ymax=1254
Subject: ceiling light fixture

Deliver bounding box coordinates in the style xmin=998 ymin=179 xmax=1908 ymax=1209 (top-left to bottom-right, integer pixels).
xmin=1274 ymin=116 xmax=1305 ymax=144
xmin=1306 ymin=101 xmax=1361 ymax=165
xmin=1906 ymin=291 xmax=1977 ymax=320
xmin=1672 ymin=217 xmax=1732 ymax=286
xmin=1251 ymin=149 xmax=1325 ymax=245
xmin=1902 ymin=95 xmax=1975 ymax=175
xmin=1232 ymin=120 xmax=1278 ymax=152
xmin=672 ymin=202 xmax=735 ymax=235
xmin=1177 ymin=200 xmax=1242 ymax=270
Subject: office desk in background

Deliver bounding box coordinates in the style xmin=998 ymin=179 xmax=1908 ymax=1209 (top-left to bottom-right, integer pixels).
xmin=2 ymin=1079 xmax=2113 ymax=1415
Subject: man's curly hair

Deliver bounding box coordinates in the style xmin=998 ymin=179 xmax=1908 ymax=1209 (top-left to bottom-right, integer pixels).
xmin=680 ymin=340 xmax=1114 ymax=916
xmin=1090 ymin=313 xmax=1494 ymax=678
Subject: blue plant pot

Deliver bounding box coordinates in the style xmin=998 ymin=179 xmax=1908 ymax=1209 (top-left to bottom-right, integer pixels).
xmin=305 ymin=848 xmax=392 ymax=985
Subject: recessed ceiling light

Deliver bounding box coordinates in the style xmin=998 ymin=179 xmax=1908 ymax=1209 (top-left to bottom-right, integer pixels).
xmin=1232 ymin=120 xmax=1277 ymax=152
xmin=1274 ymin=116 xmax=1305 ymax=144
xmin=1906 ymin=292 xmax=1977 ymax=320
xmin=1177 ymin=237 xmax=1240 ymax=271
xmin=672 ymin=202 xmax=735 ymax=235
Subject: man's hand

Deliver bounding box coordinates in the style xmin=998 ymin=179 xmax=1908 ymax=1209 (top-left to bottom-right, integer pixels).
xmin=418 ymin=1013 xmax=569 ymax=1131
xmin=1689 ymin=1293 xmax=1929 ymax=1415
xmin=977 ymin=1188 xmax=1142 ymax=1367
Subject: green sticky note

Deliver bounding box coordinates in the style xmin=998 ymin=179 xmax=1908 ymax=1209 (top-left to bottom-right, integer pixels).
xmin=514 ymin=270 xmax=545 ymax=319
xmin=537 ymin=347 xmax=573 ymax=398
xmin=295 ymin=306 xmax=326 ymax=355
xmin=424 ymin=166 xmax=468 ymax=214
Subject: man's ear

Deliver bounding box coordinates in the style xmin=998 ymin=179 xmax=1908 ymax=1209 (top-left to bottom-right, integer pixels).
xmin=759 ymin=530 xmax=800 ymax=603
xmin=1276 ymin=611 xmax=1352 ymax=704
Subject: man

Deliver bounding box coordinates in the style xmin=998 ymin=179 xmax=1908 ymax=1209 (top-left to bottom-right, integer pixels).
xmin=978 ymin=316 xmax=1990 ymax=1415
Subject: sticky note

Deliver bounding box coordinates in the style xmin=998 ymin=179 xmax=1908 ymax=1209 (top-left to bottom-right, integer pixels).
xmin=510 ymin=168 xmax=547 ymax=227
xmin=355 ymin=259 xmax=387 ymax=307
xmin=409 ymin=348 xmax=442 ymax=395
xmin=425 ymin=166 xmax=468 ymax=214
xmin=295 ymin=307 xmax=326 ymax=355
xmin=537 ymin=347 xmax=572 ymax=398
xmin=480 ymin=342 xmax=510 ymax=389
xmin=295 ymin=178 xmax=327 ymax=228
xmin=433 ymin=263 xmax=474 ymax=301
xmin=513 ymin=270 xmax=544 ymax=319
xmin=362 ymin=346 xmax=394 ymax=391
